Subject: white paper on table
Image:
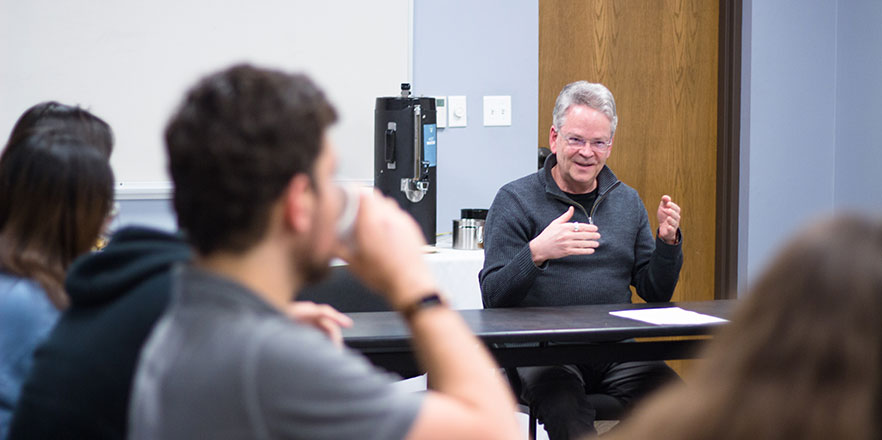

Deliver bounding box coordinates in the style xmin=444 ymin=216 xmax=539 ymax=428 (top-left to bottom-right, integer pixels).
xmin=609 ymin=307 xmax=729 ymax=325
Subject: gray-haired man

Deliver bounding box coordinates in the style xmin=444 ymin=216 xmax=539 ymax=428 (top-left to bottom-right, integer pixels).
xmin=480 ymin=81 xmax=683 ymax=440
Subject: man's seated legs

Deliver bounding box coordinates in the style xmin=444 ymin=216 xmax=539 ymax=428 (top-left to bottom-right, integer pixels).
xmin=588 ymin=360 xmax=680 ymax=411
xmin=519 ymin=361 xmax=679 ymax=439
xmin=518 ymin=365 xmax=598 ymax=440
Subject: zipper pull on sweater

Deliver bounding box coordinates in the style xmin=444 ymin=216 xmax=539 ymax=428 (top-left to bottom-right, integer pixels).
xmin=588 ymin=181 xmax=622 ymax=225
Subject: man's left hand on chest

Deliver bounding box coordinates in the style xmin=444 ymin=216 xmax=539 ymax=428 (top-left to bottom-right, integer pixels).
xmin=657 ymin=195 xmax=681 ymax=245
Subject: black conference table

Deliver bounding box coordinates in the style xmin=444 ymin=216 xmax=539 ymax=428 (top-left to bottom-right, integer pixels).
xmin=343 ymin=300 xmax=736 ymax=376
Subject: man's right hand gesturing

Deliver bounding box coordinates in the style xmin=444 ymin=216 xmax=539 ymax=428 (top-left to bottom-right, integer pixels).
xmin=529 ymin=206 xmax=601 ymax=267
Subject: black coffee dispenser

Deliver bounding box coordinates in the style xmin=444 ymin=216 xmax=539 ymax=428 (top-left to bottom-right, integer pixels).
xmin=374 ymin=84 xmax=437 ymax=244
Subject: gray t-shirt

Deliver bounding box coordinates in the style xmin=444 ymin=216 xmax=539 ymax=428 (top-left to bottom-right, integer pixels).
xmin=129 ymin=264 xmax=422 ymax=440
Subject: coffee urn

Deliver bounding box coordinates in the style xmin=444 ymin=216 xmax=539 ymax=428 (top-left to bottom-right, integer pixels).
xmin=374 ymin=83 xmax=437 ymax=244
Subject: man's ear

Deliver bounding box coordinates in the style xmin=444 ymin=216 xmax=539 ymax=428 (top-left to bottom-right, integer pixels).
xmin=549 ymin=126 xmax=559 ymax=154
xmin=283 ymin=174 xmax=315 ymax=233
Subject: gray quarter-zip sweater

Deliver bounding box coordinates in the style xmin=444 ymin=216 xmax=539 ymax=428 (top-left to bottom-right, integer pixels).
xmin=479 ymin=154 xmax=683 ymax=307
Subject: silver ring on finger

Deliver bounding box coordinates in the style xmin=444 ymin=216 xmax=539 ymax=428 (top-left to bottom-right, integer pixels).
xmin=573 ymin=222 xmax=579 ymax=232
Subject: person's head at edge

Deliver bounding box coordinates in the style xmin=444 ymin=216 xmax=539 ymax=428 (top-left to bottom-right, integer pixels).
xmin=606 ymin=215 xmax=882 ymax=440
xmin=0 ymin=101 xmax=115 ymax=309
xmin=548 ymin=81 xmax=617 ymax=194
xmin=166 ymin=64 xmax=343 ymax=287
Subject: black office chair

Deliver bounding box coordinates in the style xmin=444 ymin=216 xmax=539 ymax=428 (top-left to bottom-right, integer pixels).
xmin=504 ymin=362 xmax=625 ymax=440
xmin=538 ymin=147 xmax=552 ymax=170
xmin=298 ymin=265 xmax=391 ymax=313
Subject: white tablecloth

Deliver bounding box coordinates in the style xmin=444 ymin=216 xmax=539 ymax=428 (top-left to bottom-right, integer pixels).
xmin=425 ymin=235 xmax=485 ymax=310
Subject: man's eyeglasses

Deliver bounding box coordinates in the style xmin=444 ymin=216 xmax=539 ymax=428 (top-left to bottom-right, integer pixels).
xmin=563 ymin=135 xmax=612 ymax=152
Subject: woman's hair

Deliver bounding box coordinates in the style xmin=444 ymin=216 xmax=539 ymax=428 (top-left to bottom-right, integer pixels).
xmin=0 ymin=102 xmax=115 ymax=308
xmin=606 ymin=215 xmax=882 ymax=440
xmin=4 ymin=101 xmax=113 ymax=160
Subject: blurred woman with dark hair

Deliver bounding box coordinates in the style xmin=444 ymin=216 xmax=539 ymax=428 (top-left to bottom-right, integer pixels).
xmin=604 ymin=215 xmax=882 ymax=440
xmin=0 ymin=102 xmax=114 ymax=437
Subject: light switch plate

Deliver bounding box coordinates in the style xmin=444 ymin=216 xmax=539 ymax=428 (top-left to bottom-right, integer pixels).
xmin=483 ymin=95 xmax=512 ymax=126
xmin=447 ymin=95 xmax=467 ymax=127
xmin=435 ymin=96 xmax=447 ymax=128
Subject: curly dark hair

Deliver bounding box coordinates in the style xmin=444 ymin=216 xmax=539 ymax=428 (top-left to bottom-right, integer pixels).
xmin=166 ymin=64 xmax=337 ymax=255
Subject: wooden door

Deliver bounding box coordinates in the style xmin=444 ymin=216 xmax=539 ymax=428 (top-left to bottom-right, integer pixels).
xmin=539 ymin=0 xmax=719 ymax=306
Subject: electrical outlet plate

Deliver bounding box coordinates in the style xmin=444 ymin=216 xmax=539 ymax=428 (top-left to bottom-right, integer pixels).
xmin=483 ymin=95 xmax=512 ymax=126
xmin=447 ymin=95 xmax=467 ymax=127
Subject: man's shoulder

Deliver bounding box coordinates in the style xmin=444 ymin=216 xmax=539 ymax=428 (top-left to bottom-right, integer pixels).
xmin=250 ymin=316 xmax=338 ymax=361
xmin=610 ymin=180 xmax=642 ymax=201
xmin=143 ymin=292 xmax=338 ymax=377
xmin=599 ymin=180 xmax=651 ymax=224
xmin=251 ymin=318 xmax=377 ymax=385
xmin=500 ymin=170 xmax=542 ymax=192
xmin=133 ymin=271 xmax=280 ymax=372
xmin=129 ymin=297 xmax=292 ymax=429
xmin=495 ymin=171 xmax=544 ymax=207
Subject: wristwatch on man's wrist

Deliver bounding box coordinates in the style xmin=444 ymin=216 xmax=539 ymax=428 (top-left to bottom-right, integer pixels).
xmin=401 ymin=292 xmax=446 ymax=320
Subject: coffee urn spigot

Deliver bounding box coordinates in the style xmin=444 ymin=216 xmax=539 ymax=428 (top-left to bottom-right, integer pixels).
xmin=400 ymin=104 xmax=430 ymax=203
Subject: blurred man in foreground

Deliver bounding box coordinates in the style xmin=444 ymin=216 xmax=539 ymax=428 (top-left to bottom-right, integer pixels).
xmin=129 ymin=64 xmax=519 ymax=440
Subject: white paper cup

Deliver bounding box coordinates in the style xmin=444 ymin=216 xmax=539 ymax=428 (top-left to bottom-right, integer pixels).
xmin=337 ymin=185 xmax=361 ymax=247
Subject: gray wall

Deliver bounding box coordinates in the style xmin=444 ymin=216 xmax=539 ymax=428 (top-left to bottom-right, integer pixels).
xmin=739 ymin=0 xmax=882 ymax=287
xmin=413 ymin=0 xmax=538 ymax=232
xmin=740 ymin=0 xmax=838 ymax=285
xmin=834 ymin=1 xmax=882 ymax=212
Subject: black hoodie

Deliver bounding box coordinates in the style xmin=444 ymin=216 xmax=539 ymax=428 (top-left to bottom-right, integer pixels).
xmin=8 ymin=226 xmax=191 ymax=440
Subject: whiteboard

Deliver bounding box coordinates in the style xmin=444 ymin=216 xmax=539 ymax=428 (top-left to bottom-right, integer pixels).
xmin=0 ymin=0 xmax=411 ymax=198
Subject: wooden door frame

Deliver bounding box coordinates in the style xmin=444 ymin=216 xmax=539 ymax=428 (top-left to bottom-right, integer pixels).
xmin=715 ymin=0 xmax=742 ymax=299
